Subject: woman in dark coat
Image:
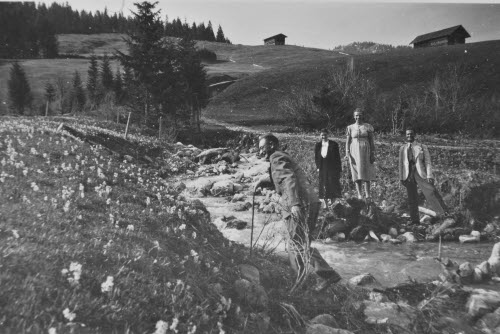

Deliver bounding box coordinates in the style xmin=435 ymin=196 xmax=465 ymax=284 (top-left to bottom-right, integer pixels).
xmin=315 ymin=128 xmax=342 ymax=206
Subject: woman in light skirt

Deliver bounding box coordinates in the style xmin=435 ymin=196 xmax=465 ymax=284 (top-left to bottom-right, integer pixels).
xmin=345 ymin=109 xmax=376 ymax=201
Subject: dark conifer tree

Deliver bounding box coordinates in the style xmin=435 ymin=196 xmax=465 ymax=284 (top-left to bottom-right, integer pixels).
xmin=87 ymin=55 xmax=99 ymax=108
xmin=8 ymin=62 xmax=33 ymax=115
xmin=44 ymin=81 xmax=56 ymax=115
xmin=206 ymin=21 xmax=216 ymax=41
xmin=101 ymin=54 xmax=114 ymax=91
xmin=71 ymin=71 xmax=86 ymax=112
xmin=216 ymin=25 xmax=225 ymax=43
xmin=113 ymin=67 xmax=123 ymax=103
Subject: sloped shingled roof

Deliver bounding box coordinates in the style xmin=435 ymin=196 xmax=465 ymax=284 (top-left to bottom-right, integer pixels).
xmin=263 ymin=33 xmax=287 ymax=42
xmin=410 ymin=25 xmax=471 ymax=45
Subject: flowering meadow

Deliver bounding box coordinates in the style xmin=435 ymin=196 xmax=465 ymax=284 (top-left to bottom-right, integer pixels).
xmin=0 ymin=117 xmax=303 ymax=333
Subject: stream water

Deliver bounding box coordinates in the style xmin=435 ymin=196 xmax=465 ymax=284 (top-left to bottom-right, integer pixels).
xmin=182 ymin=153 xmax=499 ymax=290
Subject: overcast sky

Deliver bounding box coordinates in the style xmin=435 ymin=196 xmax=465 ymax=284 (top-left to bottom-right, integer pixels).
xmin=23 ymin=0 xmax=500 ymax=48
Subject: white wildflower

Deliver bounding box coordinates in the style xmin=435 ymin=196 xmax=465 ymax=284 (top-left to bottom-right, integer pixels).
xmin=48 ymin=327 xmax=57 ymax=334
xmin=62 ymin=308 xmax=76 ymax=322
xmin=12 ymin=230 xmax=19 ymax=239
xmin=63 ymin=201 xmax=70 ymax=213
xmin=146 ymin=197 xmax=151 ymax=206
xmin=153 ymin=320 xmax=169 ymax=334
xmin=169 ymin=317 xmax=179 ymax=332
xmin=178 ymin=224 xmax=186 ymax=231
xmin=101 ymin=276 xmax=114 ymax=293
xmin=127 ymin=224 xmax=134 ymax=231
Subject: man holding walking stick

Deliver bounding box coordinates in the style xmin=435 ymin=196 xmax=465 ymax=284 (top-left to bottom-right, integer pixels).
xmin=254 ymin=133 xmax=342 ymax=291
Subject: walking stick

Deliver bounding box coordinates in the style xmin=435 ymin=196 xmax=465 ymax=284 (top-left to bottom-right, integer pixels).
xmin=250 ymin=189 xmax=256 ymax=256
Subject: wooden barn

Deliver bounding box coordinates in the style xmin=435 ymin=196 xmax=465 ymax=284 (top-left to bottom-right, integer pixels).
xmin=263 ymin=33 xmax=287 ymax=45
xmin=410 ymin=25 xmax=471 ymax=48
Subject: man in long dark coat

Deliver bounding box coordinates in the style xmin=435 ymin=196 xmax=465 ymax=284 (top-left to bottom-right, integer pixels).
xmin=255 ymin=133 xmax=342 ymax=291
xmin=315 ymin=128 xmax=342 ymax=207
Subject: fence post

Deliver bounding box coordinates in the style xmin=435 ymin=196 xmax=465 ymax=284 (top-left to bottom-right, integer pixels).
xmin=45 ymin=101 xmax=49 ymax=117
xmin=124 ymin=112 xmax=131 ymax=139
xmin=159 ymin=116 xmax=162 ymax=139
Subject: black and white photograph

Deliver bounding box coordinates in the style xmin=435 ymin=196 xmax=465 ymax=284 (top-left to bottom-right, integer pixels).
xmin=1 ymin=0 xmax=500 ymax=333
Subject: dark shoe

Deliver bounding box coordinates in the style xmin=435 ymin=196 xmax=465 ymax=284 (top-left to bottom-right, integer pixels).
xmin=313 ymin=272 xmax=342 ymax=292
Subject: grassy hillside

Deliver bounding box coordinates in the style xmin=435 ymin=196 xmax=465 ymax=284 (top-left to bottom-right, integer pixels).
xmin=204 ymin=40 xmax=500 ymax=132
xmin=0 ymin=58 xmax=121 ymax=115
xmin=57 ymin=33 xmax=128 ymax=57
xmin=0 ymin=33 xmax=345 ymax=115
xmin=1 ymin=116 xmax=384 ymax=333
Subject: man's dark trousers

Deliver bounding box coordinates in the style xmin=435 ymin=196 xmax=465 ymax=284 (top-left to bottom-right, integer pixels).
xmin=404 ymin=162 xmax=447 ymax=222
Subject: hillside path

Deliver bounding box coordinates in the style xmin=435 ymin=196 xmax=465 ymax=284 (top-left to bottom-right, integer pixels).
xmin=202 ymin=116 xmax=500 ymax=151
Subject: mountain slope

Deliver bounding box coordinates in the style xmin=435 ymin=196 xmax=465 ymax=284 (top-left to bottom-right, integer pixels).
xmin=204 ymin=40 xmax=500 ymax=129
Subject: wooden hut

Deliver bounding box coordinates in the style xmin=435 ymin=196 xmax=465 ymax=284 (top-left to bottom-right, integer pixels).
xmin=410 ymin=25 xmax=470 ymax=48
xmin=263 ymin=33 xmax=287 ymax=46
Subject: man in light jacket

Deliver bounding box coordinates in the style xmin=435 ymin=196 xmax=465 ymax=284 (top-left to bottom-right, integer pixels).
xmin=399 ymin=129 xmax=448 ymax=224
xmin=255 ymin=133 xmax=342 ymax=291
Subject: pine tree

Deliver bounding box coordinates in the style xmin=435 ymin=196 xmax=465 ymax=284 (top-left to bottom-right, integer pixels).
xmin=206 ymin=21 xmax=216 ymax=41
xmin=116 ymin=1 xmax=172 ymax=123
xmin=101 ymin=54 xmax=114 ymax=91
xmin=216 ymin=25 xmax=225 ymax=43
xmin=86 ymin=55 xmax=99 ymax=107
xmin=113 ymin=67 xmax=123 ymax=103
xmin=8 ymin=62 xmax=32 ymax=115
xmin=71 ymin=71 xmax=86 ymax=112
xmin=44 ymin=81 xmax=56 ymax=115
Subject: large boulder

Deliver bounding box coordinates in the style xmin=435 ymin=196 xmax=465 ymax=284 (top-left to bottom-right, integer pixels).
xmin=467 ymin=289 xmax=500 ymax=318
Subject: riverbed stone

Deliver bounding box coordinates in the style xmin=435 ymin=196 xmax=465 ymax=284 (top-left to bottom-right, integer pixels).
xmin=348 ymin=273 xmax=377 ymax=287
xmin=211 ymin=180 xmax=234 ymax=196
xmin=306 ymin=324 xmax=354 ymax=334
xmin=429 ymin=218 xmax=457 ymax=240
xmin=388 ymin=227 xmax=398 ymax=237
xmin=310 ymin=314 xmax=339 ymax=328
xmin=369 ymin=291 xmax=389 ymax=303
xmin=459 ymin=230 xmax=481 ymax=243
xmin=488 ymin=242 xmax=500 ymax=276
xmin=380 ymin=234 xmax=392 ymax=242
xmin=233 ymin=202 xmax=252 ymax=211
xmin=477 ymin=307 xmax=500 ymax=333
xmin=363 ymin=301 xmax=417 ymax=330
xmin=484 ymin=223 xmax=497 ymax=234
xmin=238 ymin=264 xmax=260 ymax=285
xmin=233 ymin=279 xmax=268 ymax=308
xmin=401 ymin=232 xmax=417 ymax=243
xmin=188 ymin=178 xmax=214 ymax=196
xmin=226 ymin=219 xmax=247 ymax=230
xmin=477 ymin=261 xmax=492 ymax=280
xmin=467 ymin=289 xmax=500 ymax=318
xmin=459 ymin=262 xmax=475 ymax=279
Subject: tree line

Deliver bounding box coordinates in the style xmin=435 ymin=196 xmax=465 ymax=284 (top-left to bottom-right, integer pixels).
xmin=279 ymin=63 xmax=498 ymax=136
xmin=8 ymin=1 xmax=208 ymax=136
xmin=0 ymin=1 xmax=231 ymax=59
